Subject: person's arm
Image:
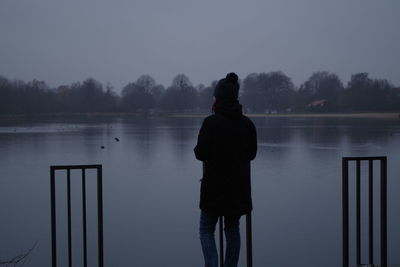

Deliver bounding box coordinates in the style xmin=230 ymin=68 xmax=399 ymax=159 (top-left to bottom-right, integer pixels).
xmin=194 ymin=117 xmax=213 ymax=161
xmin=248 ymin=120 xmax=257 ymax=161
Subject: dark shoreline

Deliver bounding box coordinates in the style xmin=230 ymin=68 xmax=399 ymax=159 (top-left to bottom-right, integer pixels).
xmin=171 ymin=112 xmax=400 ymax=119
xmin=0 ymin=112 xmax=399 ymax=120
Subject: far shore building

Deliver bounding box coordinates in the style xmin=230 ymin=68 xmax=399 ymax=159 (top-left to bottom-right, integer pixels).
xmin=307 ymin=99 xmax=327 ymax=108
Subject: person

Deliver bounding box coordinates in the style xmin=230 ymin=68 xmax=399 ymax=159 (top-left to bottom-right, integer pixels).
xmin=194 ymin=72 xmax=257 ymax=267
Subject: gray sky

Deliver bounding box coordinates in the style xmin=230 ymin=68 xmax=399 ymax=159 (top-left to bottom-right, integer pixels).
xmin=1 ymin=0 xmax=399 ymax=92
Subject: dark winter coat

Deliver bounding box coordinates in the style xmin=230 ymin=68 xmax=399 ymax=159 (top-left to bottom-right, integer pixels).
xmin=194 ymin=99 xmax=257 ymax=216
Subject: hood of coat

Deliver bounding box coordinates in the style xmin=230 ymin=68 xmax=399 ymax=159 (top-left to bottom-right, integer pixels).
xmin=213 ymin=99 xmax=243 ymax=119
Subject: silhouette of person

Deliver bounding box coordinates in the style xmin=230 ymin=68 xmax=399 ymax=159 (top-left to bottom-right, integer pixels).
xmin=194 ymin=72 xmax=257 ymax=267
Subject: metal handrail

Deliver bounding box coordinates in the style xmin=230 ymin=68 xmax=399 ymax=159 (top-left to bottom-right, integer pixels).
xmin=342 ymin=157 xmax=387 ymax=267
xmin=203 ymin=162 xmax=253 ymax=267
xmin=50 ymin=164 xmax=104 ymax=267
xmin=217 ymin=213 xmax=253 ymax=267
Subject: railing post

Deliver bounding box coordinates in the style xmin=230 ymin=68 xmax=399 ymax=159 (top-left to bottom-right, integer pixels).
xmin=218 ymin=214 xmax=253 ymax=267
xmin=50 ymin=166 xmax=57 ymax=267
xmin=368 ymin=160 xmax=374 ymax=264
xmin=342 ymin=158 xmax=349 ymax=267
xmin=67 ymin=169 xmax=72 ymax=267
xmin=246 ymin=213 xmax=253 ymax=267
xmin=82 ymin=169 xmax=87 ymax=267
xmin=356 ymin=160 xmax=361 ymax=265
xmin=97 ymin=166 xmax=104 ymax=267
xmin=381 ymin=158 xmax=387 ymax=267
xmin=219 ymin=216 xmax=224 ymax=267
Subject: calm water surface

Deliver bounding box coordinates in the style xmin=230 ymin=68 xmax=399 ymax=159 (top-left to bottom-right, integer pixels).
xmin=1 ymin=116 xmax=400 ymax=267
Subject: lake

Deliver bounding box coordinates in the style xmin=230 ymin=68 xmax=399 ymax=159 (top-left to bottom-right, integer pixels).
xmin=1 ymin=115 xmax=400 ymax=267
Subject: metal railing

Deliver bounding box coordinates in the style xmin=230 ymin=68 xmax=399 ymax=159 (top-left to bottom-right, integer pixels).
xmin=202 ymin=163 xmax=253 ymax=267
xmin=50 ymin=165 xmax=104 ymax=267
xmin=216 ymin=213 xmax=253 ymax=267
xmin=342 ymin=157 xmax=387 ymax=267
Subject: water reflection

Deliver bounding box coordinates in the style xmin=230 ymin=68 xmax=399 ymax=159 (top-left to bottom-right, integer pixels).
xmin=0 ymin=116 xmax=399 ymax=267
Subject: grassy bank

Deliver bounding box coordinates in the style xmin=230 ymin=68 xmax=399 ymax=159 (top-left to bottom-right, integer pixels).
xmin=171 ymin=112 xmax=400 ymax=119
xmin=1 ymin=112 xmax=399 ymax=120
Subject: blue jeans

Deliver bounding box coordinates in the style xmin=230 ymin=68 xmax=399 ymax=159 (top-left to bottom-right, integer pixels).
xmin=199 ymin=211 xmax=241 ymax=267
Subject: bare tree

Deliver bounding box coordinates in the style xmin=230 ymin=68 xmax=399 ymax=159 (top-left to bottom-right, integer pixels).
xmin=0 ymin=241 xmax=38 ymax=267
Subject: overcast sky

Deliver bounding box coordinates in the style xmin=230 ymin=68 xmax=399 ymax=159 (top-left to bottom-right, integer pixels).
xmin=1 ymin=0 xmax=399 ymax=91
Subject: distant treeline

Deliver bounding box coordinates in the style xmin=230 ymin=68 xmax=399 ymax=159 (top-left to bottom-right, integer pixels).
xmin=0 ymin=71 xmax=399 ymax=116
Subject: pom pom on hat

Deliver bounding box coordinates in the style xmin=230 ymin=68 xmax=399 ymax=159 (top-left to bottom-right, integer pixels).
xmin=214 ymin=72 xmax=240 ymax=100
xmin=225 ymin=72 xmax=238 ymax=84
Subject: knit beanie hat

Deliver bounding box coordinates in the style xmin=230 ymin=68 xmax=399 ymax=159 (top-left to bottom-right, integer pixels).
xmin=213 ymin=72 xmax=240 ymax=100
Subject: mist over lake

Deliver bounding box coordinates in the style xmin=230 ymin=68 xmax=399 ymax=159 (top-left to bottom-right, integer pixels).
xmin=1 ymin=116 xmax=400 ymax=267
